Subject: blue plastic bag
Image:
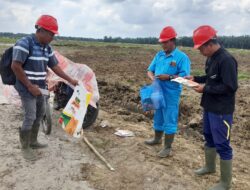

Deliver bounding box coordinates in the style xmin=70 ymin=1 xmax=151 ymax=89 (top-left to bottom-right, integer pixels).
xmin=151 ymin=80 xmax=166 ymax=110
xmin=140 ymin=79 xmax=166 ymax=111
xmin=140 ymin=85 xmax=154 ymax=111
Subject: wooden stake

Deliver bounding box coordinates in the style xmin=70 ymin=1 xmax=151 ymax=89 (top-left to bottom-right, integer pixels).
xmin=82 ymin=135 xmax=115 ymax=171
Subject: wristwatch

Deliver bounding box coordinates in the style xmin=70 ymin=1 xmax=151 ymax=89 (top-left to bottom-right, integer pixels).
xmin=169 ymin=75 xmax=174 ymax=80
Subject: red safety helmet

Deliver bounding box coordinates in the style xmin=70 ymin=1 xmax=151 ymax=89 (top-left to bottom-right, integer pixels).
xmin=193 ymin=25 xmax=217 ymax=49
xmin=35 ymin=15 xmax=59 ymax=34
xmin=159 ymin=26 xmax=177 ymax=42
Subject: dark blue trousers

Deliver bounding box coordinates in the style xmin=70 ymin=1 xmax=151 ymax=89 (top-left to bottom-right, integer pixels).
xmin=203 ymin=111 xmax=233 ymax=160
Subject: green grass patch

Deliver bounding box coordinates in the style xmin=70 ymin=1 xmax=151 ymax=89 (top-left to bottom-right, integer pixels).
xmin=191 ymin=69 xmax=205 ymax=76
xmin=238 ymin=72 xmax=250 ymax=80
xmin=0 ymin=37 xmax=16 ymax=44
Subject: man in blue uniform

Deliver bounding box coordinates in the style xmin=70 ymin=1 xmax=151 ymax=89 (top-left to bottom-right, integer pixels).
xmin=11 ymin=15 xmax=78 ymax=160
xmin=145 ymin=26 xmax=191 ymax=158
xmin=187 ymin=25 xmax=238 ymax=190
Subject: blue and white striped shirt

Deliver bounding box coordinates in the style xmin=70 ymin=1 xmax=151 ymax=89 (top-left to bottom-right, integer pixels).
xmin=12 ymin=34 xmax=58 ymax=97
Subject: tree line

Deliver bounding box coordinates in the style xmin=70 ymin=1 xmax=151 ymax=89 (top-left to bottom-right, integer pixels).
xmin=1 ymin=32 xmax=250 ymax=49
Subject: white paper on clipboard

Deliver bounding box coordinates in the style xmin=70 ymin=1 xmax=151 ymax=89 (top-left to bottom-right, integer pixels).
xmin=171 ymin=77 xmax=199 ymax=87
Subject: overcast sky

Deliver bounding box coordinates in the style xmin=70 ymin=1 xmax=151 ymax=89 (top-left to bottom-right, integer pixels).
xmin=1 ymin=0 xmax=250 ymax=38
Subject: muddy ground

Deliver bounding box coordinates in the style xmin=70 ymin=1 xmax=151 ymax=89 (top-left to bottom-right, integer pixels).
xmin=0 ymin=42 xmax=249 ymax=190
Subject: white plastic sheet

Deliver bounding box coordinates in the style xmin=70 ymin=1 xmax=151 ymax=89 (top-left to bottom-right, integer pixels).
xmin=48 ymin=51 xmax=99 ymax=108
xmin=114 ymin=129 xmax=135 ymax=137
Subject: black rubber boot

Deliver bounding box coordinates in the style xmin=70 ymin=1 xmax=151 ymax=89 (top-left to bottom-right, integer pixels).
xmin=194 ymin=146 xmax=216 ymax=175
xmin=19 ymin=128 xmax=37 ymax=161
xmin=30 ymin=125 xmax=48 ymax=149
xmin=209 ymin=159 xmax=232 ymax=190
xmin=158 ymin=134 xmax=174 ymax=158
xmin=144 ymin=130 xmax=163 ymax=145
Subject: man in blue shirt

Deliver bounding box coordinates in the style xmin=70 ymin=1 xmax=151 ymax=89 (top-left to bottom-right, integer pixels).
xmin=11 ymin=15 xmax=78 ymax=161
xmin=145 ymin=26 xmax=191 ymax=158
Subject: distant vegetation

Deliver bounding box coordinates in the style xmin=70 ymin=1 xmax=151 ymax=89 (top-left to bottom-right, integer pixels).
xmin=1 ymin=32 xmax=250 ymax=49
xmin=103 ymin=35 xmax=250 ymax=49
